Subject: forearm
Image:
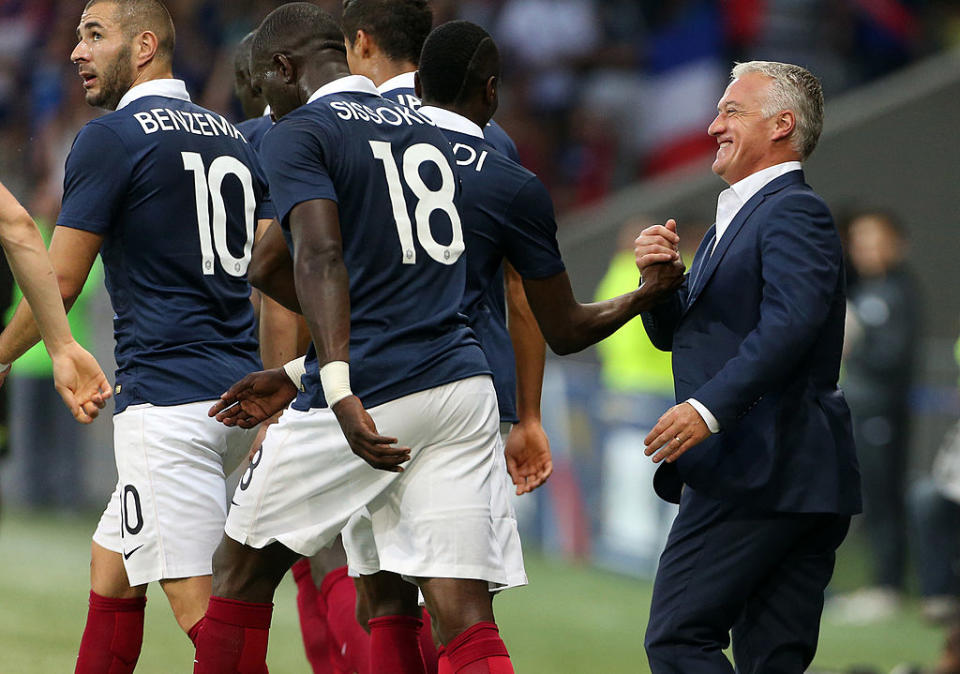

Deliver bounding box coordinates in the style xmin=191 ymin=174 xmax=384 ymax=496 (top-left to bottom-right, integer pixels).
xmin=0 ymin=212 xmax=74 ymax=359
xmin=506 ymin=263 xmax=545 ymax=421
xmin=294 ymin=246 xmax=350 ymax=365
xmin=259 ymin=294 xmax=308 ymax=369
xmin=250 ymin=219 xmax=302 ymax=313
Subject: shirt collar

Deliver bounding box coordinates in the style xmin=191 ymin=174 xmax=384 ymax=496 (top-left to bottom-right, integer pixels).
xmin=378 ymin=71 xmax=416 ymax=95
xmin=729 ymin=161 xmax=803 ymax=204
xmin=116 ymin=78 xmax=190 ymax=110
xmin=418 ymin=106 xmax=484 ymax=139
xmin=307 ymin=75 xmax=381 ymax=104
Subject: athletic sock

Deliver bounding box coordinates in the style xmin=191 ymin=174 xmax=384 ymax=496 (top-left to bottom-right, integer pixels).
xmin=368 ymin=614 xmax=426 ymax=674
xmin=436 ymin=646 xmax=454 ymax=674
xmin=188 ymin=618 xmax=205 ymax=647
xmin=75 ymin=590 xmax=146 ymax=674
xmin=444 ymin=622 xmax=513 ymax=674
xmin=193 ymin=595 xmax=272 ymax=674
xmin=292 ymin=559 xmax=337 ymax=673
xmin=321 ymin=566 xmax=369 ymax=673
xmin=420 ymin=607 xmax=439 ymax=674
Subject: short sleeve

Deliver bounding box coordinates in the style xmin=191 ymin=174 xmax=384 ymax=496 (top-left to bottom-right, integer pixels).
xmin=259 ymin=117 xmax=338 ymax=228
xmin=502 ymin=176 xmax=566 ymax=280
xmin=57 ymin=122 xmax=131 ymax=234
xmin=484 ymin=121 xmax=520 ymax=163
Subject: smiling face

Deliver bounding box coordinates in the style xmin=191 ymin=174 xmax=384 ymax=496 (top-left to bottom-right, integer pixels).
xmin=707 ymin=72 xmax=781 ymax=185
xmin=70 ymin=2 xmax=136 ymax=110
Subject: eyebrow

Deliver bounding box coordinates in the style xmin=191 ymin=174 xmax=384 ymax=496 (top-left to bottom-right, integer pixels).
xmin=77 ymin=20 xmax=105 ymax=38
xmin=717 ymin=100 xmax=743 ymax=112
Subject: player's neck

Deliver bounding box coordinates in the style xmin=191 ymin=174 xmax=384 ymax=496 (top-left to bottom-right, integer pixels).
xmin=301 ymin=61 xmax=353 ymax=101
xmin=363 ymin=59 xmax=416 ymax=88
xmin=128 ymin=63 xmax=175 ymax=91
xmin=424 ymin=99 xmax=492 ymax=131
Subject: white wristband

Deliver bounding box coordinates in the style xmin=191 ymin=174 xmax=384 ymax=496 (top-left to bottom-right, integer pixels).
xmin=320 ymin=360 xmax=353 ymax=407
xmin=0 ymin=362 xmax=9 ymax=374
xmin=282 ymin=356 xmax=307 ymax=392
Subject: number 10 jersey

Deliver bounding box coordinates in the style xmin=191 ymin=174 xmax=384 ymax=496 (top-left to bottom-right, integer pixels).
xmin=259 ymin=75 xmax=489 ymax=411
xmin=57 ymin=79 xmax=266 ymax=413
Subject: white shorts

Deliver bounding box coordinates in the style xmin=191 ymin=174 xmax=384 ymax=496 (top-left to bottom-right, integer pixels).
xmin=226 ymin=375 xmax=526 ymax=590
xmin=93 ymin=400 xmax=257 ymax=586
xmin=342 ymin=422 xmax=526 ymax=591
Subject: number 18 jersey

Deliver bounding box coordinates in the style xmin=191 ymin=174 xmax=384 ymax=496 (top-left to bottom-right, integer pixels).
xmin=259 ymin=75 xmax=489 ymax=410
xmin=57 ymin=80 xmax=266 ymax=412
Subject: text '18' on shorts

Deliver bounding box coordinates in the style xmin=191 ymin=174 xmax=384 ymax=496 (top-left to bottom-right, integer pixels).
xmin=93 ymin=400 xmax=257 ymax=586
xmin=225 ymin=375 xmax=527 ymax=591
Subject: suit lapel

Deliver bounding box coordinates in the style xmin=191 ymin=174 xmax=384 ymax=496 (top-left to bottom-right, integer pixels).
xmin=683 ymin=170 xmax=804 ymax=314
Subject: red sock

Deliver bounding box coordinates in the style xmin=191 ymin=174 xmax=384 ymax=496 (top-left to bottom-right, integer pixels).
xmin=75 ymin=590 xmax=146 ymax=674
xmin=436 ymin=646 xmax=454 ymax=674
xmin=193 ymin=595 xmax=272 ymax=674
xmin=188 ymin=618 xmax=205 ymax=647
xmin=321 ymin=567 xmax=368 ymax=673
xmin=293 ymin=559 xmax=339 ymax=673
xmin=368 ymin=615 xmax=426 ymax=674
xmin=445 ymin=622 xmax=513 ymax=674
xmin=420 ymin=608 xmax=439 ymax=674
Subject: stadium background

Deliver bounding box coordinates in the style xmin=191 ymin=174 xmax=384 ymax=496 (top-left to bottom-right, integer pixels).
xmin=1 ymin=0 xmax=959 ymax=671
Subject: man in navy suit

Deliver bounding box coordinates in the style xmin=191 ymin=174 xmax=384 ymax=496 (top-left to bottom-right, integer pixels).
xmin=634 ymin=61 xmax=861 ymax=672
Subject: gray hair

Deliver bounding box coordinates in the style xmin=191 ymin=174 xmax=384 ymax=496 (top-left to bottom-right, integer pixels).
xmin=731 ymin=61 xmax=823 ymax=160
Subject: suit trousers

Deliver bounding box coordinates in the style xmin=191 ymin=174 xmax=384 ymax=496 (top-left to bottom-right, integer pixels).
xmin=645 ymin=487 xmax=850 ymax=673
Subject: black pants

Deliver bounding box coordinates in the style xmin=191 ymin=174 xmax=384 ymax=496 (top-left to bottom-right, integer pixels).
xmin=645 ymin=487 xmax=850 ymax=673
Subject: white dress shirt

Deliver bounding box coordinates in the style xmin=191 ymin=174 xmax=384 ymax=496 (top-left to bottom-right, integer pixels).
xmin=687 ymin=161 xmax=803 ymax=433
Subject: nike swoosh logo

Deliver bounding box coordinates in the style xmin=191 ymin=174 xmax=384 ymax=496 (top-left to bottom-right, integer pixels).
xmin=123 ymin=545 xmax=144 ymax=560
xmin=230 ymin=499 xmax=239 ymax=506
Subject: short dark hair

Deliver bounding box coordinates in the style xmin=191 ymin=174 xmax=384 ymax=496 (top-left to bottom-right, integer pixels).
xmin=341 ymin=0 xmax=432 ymax=66
xmin=85 ymin=0 xmax=175 ymax=62
xmin=252 ymin=2 xmax=346 ymax=72
xmin=234 ymin=30 xmax=256 ymax=75
xmin=418 ymin=20 xmax=499 ymax=106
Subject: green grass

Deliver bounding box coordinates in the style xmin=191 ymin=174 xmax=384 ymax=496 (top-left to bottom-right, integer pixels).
xmin=0 ymin=509 xmax=945 ymax=672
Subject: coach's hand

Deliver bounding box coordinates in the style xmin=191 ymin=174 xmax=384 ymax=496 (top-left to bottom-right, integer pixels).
xmin=505 ymin=420 xmax=553 ymax=495
xmin=644 ymin=402 xmax=710 ymax=464
xmin=634 ymin=219 xmax=681 ymax=275
xmin=209 ymin=368 xmax=298 ymax=428
xmin=332 ymin=395 xmax=411 ymax=472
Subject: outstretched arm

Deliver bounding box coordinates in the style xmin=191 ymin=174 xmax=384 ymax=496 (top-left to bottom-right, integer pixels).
xmin=0 ymin=184 xmax=109 ymax=422
xmin=289 ymin=198 xmax=410 ymax=472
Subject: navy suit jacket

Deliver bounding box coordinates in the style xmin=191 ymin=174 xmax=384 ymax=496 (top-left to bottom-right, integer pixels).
xmin=642 ymin=170 xmax=861 ymax=514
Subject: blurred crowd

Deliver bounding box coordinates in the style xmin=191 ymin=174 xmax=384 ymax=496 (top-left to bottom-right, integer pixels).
xmin=2 ymin=0 xmax=960 ymax=220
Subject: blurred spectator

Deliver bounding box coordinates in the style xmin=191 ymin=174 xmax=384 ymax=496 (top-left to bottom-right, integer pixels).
xmin=908 ymin=330 xmax=960 ymax=625
xmin=4 ymin=220 xmax=103 ymax=512
xmin=832 ymin=210 xmax=921 ymax=622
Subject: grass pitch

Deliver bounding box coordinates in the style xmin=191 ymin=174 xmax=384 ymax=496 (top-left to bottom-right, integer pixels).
xmin=0 ymin=509 xmax=944 ymax=672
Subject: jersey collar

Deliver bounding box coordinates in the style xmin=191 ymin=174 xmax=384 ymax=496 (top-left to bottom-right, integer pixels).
xmin=418 ymin=106 xmax=484 ymax=139
xmin=116 ymin=78 xmax=190 ymax=111
xmin=378 ymin=71 xmax=416 ymax=95
xmin=307 ymin=75 xmax=380 ymax=104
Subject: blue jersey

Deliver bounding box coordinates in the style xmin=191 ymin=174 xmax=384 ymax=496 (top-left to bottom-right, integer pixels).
xmin=258 ymin=75 xmax=489 ymax=411
xmin=421 ymin=108 xmax=565 ymax=422
xmin=236 ymin=114 xmax=273 ymax=153
xmin=57 ymin=80 xmax=265 ymax=413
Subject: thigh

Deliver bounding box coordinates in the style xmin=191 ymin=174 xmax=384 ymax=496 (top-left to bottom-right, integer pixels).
xmin=731 ymin=515 xmax=850 ymax=673
xmin=94 ymin=401 xmax=257 ymax=586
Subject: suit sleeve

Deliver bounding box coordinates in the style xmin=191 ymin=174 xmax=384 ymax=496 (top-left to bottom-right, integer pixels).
xmin=692 ymin=192 xmax=842 ymax=428
xmin=640 ymin=282 xmax=687 ymax=351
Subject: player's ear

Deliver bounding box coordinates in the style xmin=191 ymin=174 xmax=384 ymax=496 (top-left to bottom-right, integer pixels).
xmin=485 ymin=75 xmax=498 ymax=113
xmin=275 ymin=53 xmax=295 ymax=84
xmin=413 ymin=71 xmax=422 ymax=99
xmin=355 ymin=29 xmax=370 ymax=57
xmin=134 ymin=30 xmax=159 ymax=68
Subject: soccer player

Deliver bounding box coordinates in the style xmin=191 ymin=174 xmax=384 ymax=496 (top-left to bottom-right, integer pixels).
xmin=193 ymin=4 xmax=523 ymax=672
xmin=0 ymin=181 xmax=110 ymax=422
xmin=0 ymin=1 xmax=270 ymax=671
xmin=233 ymin=31 xmax=272 ymax=151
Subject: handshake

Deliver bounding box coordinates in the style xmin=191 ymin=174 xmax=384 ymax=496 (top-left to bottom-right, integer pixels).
xmin=634 ymin=218 xmax=686 ymax=292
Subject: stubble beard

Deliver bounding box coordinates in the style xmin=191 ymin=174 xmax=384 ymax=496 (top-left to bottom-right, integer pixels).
xmin=88 ymin=44 xmax=134 ymax=110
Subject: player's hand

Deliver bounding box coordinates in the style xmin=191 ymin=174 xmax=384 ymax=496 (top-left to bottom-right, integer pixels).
xmin=209 ymin=368 xmax=298 ymax=428
xmin=504 ymin=420 xmax=553 ymax=495
xmin=641 ymin=255 xmax=686 ymax=295
xmin=634 ymin=219 xmax=681 ymax=274
xmin=644 ymin=402 xmax=711 ymax=464
xmin=50 ymin=341 xmax=112 ymax=424
xmin=332 ymin=395 xmax=411 ymax=472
